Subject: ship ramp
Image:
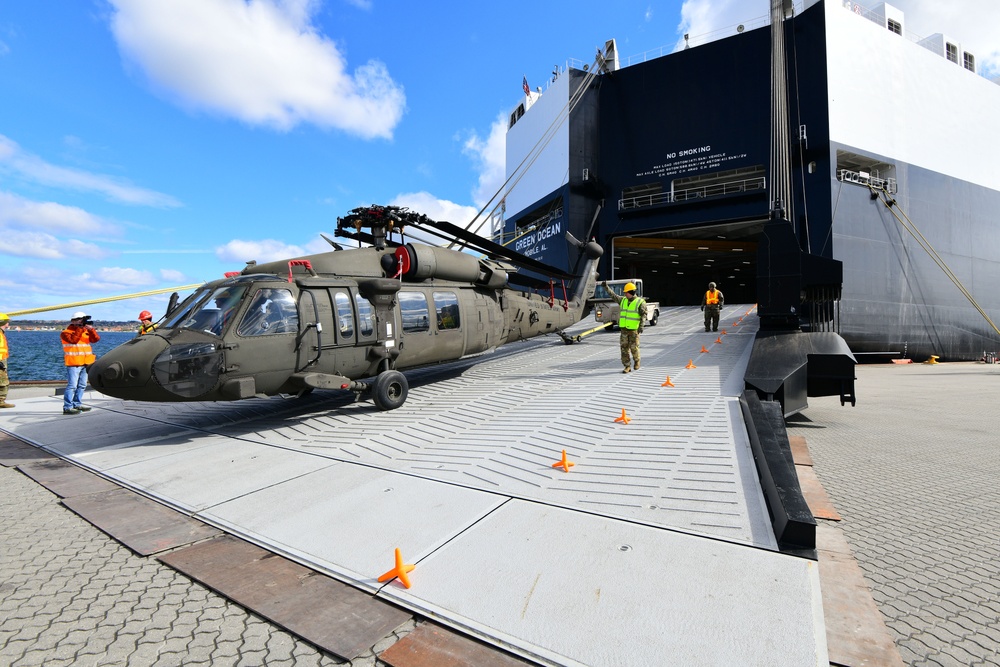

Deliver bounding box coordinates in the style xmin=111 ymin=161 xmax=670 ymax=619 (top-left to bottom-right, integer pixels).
xmin=0 ymin=304 xmax=828 ymax=667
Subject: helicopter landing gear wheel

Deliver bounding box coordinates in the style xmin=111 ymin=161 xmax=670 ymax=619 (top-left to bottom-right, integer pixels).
xmin=372 ymin=370 xmax=408 ymax=411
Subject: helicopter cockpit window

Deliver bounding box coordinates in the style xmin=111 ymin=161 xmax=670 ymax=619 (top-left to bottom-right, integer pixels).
xmin=333 ymin=291 xmax=354 ymax=340
xmin=399 ymin=291 xmax=430 ymax=333
xmin=433 ymin=292 xmax=460 ymax=330
xmin=236 ymin=288 xmax=298 ymax=337
xmin=355 ymin=292 xmax=375 ymax=337
xmin=170 ymin=285 xmax=248 ymax=335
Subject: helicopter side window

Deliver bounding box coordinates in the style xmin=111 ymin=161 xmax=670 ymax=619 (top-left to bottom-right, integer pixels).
xmin=333 ymin=291 xmax=354 ymax=341
xmin=399 ymin=291 xmax=430 ymax=333
xmin=354 ymin=292 xmax=375 ymax=337
xmin=433 ymin=291 xmax=460 ymax=330
xmin=237 ymin=288 xmax=298 ymax=337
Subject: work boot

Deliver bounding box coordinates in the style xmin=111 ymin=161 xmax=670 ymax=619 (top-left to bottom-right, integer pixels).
xmin=0 ymin=402 xmax=15 ymax=408
xmin=633 ymin=362 xmax=640 ymax=370
xmin=76 ymin=405 xmax=92 ymax=412
xmin=622 ymin=366 xmax=631 ymax=374
xmin=63 ymin=408 xmax=80 ymax=415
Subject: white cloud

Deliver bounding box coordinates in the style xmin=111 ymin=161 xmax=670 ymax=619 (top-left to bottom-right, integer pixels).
xmin=108 ymin=0 xmax=406 ymax=138
xmin=0 ymin=136 xmax=182 ymax=207
xmin=215 ymin=238 xmax=307 ymax=263
xmin=0 ymin=229 xmax=109 ymax=260
xmin=462 ymin=113 xmax=507 ymax=210
xmin=159 ymin=268 xmax=189 ymax=283
xmin=85 ymin=266 xmax=158 ymax=288
xmin=0 ymin=191 xmax=119 ymax=236
xmin=390 ymin=192 xmax=480 ymax=230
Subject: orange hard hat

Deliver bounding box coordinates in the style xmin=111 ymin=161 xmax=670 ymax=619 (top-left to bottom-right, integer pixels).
xmin=624 ymin=282 xmax=637 ymax=293
xmin=139 ymin=310 xmax=152 ymax=321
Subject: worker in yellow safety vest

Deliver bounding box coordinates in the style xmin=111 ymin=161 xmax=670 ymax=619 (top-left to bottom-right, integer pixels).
xmin=61 ymin=311 xmax=100 ymax=415
xmin=617 ymin=282 xmax=647 ymax=374
xmin=137 ymin=310 xmax=157 ymax=336
xmin=0 ymin=312 xmax=12 ymax=408
xmin=701 ymin=282 xmax=725 ymax=332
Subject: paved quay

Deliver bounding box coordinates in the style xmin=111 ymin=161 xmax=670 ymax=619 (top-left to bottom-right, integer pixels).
xmin=789 ymin=361 xmax=1000 ymax=667
xmin=2 ymin=325 xmax=999 ymax=665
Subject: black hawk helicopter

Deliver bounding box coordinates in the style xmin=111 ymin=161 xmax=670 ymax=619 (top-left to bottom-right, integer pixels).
xmin=90 ymin=205 xmax=603 ymax=410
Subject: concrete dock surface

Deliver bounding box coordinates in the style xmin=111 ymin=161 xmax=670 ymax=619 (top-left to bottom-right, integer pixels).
xmin=2 ymin=312 xmax=999 ymax=666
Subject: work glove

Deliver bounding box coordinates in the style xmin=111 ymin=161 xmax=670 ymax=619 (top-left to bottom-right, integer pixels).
xmin=638 ymin=327 xmax=644 ymax=334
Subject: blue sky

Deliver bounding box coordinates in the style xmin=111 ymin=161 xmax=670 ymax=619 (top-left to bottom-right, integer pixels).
xmin=1 ymin=0 xmax=996 ymax=323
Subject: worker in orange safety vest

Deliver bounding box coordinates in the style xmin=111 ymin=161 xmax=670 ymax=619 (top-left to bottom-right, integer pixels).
xmin=701 ymin=282 xmax=725 ymax=332
xmin=61 ymin=311 xmax=100 ymax=415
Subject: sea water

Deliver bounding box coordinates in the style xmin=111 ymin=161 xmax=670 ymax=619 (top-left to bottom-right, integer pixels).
xmin=3 ymin=330 xmax=136 ymax=382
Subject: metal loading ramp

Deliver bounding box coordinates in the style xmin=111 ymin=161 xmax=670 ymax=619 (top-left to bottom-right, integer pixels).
xmin=0 ymin=305 xmax=828 ymax=666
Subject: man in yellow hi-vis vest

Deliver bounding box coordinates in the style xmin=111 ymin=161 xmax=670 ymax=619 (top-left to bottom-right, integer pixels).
xmin=701 ymin=282 xmax=725 ymax=332
xmin=617 ymin=282 xmax=647 ymax=373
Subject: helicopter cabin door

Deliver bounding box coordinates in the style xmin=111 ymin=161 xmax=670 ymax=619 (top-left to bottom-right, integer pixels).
xmin=225 ymin=285 xmax=301 ymax=394
xmin=395 ymin=288 xmax=464 ymax=368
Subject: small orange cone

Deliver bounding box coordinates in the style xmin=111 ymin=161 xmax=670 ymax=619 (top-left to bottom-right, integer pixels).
xmin=661 ymin=375 xmax=675 ymax=387
xmin=721 ymin=329 xmax=728 ymax=335
xmin=700 ymin=345 xmax=710 ymax=353
xmin=551 ymin=449 xmax=575 ymax=472
xmin=378 ymin=548 xmax=415 ymax=588
xmin=614 ymin=408 xmax=631 ymax=424
xmin=732 ymin=321 xmax=740 ymax=327
xmin=685 ymin=359 xmax=697 ymax=369
xmin=715 ymin=336 xmax=723 ymax=344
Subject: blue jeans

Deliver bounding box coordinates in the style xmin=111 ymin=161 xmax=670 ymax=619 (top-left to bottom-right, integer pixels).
xmin=64 ymin=365 xmax=89 ymax=410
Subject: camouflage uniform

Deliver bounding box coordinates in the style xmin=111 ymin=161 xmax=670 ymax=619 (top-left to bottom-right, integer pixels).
xmin=619 ymin=298 xmax=647 ymax=372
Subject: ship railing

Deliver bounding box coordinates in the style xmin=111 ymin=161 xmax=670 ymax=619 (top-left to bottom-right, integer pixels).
xmin=837 ymin=169 xmax=897 ymax=194
xmin=618 ymin=176 xmax=766 ymax=211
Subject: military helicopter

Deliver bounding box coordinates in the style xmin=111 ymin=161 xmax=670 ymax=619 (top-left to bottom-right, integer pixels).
xmin=90 ymin=205 xmax=603 ymax=410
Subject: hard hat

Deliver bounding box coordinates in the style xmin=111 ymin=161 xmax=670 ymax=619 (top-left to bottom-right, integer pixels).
xmin=708 ymin=282 xmax=716 ymax=289
xmin=139 ymin=310 xmax=152 ymax=321
xmin=0 ymin=312 xmax=8 ymax=324
xmin=624 ymin=282 xmax=637 ymax=293
xmin=71 ymin=311 xmax=89 ymax=319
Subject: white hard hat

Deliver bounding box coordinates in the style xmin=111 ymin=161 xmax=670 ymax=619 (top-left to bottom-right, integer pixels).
xmin=71 ymin=311 xmax=89 ymax=319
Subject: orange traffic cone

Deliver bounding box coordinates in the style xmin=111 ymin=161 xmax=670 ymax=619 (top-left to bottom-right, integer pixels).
xmin=661 ymin=375 xmax=675 ymax=387
xmin=700 ymin=345 xmax=710 ymax=353
xmin=614 ymin=408 xmax=631 ymax=424
xmin=721 ymin=329 xmax=727 ymax=335
xmin=551 ymin=449 xmax=575 ymax=472
xmin=715 ymin=336 xmax=723 ymax=344
xmin=732 ymin=321 xmax=740 ymax=327
xmin=377 ymin=548 xmax=415 ymax=589
xmin=685 ymin=359 xmax=697 ymax=369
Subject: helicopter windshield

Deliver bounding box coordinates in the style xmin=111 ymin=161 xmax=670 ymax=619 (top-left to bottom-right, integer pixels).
xmin=166 ymin=285 xmax=248 ymax=335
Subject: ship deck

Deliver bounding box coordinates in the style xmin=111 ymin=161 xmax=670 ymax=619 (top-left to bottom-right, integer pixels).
xmin=0 ymin=305 xmax=828 ymax=666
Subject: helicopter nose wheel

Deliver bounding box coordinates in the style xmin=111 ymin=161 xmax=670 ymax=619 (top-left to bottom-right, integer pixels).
xmin=372 ymin=370 xmax=409 ymax=410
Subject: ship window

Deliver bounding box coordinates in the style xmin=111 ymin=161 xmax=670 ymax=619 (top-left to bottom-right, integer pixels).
xmin=399 ymin=291 xmax=430 ymax=333
xmin=963 ymin=52 xmax=976 ymax=72
xmin=433 ymin=291 xmax=461 ymax=330
xmin=886 ymin=18 xmax=901 ymax=35
xmin=946 ymin=43 xmax=959 ymax=64
xmin=509 ymin=104 xmax=525 ymax=129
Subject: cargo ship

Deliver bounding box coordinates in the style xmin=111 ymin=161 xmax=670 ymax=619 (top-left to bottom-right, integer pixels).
xmin=499 ymin=0 xmax=1000 ymax=361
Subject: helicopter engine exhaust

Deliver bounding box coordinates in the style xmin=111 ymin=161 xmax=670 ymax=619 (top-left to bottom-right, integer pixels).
xmin=396 ymin=244 xmax=508 ymax=289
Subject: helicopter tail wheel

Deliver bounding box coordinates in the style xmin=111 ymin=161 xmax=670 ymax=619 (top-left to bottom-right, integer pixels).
xmin=372 ymin=370 xmax=408 ymax=410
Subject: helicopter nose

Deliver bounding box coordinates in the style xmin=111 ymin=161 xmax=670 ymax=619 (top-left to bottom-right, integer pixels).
xmin=90 ymin=335 xmax=169 ymax=399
